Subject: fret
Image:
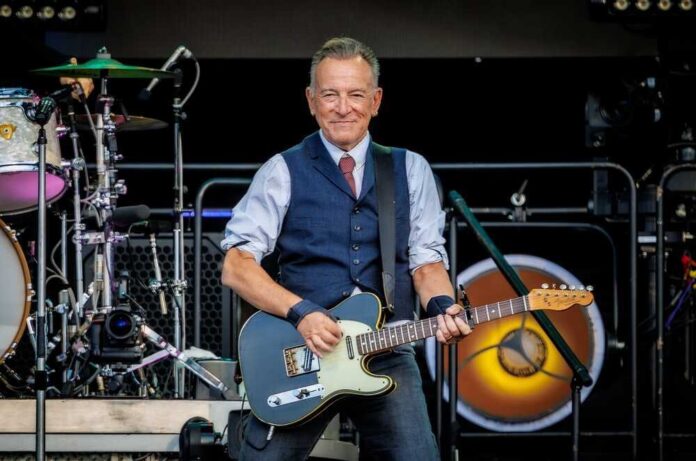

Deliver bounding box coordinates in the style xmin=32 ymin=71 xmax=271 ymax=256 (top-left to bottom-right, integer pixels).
xmin=409 ymin=323 xmax=416 ymax=342
xmin=428 ymin=319 xmax=434 ymax=337
xmin=420 ymin=321 xmax=426 ymax=340
xmin=399 ymin=325 xmax=406 ymax=344
xmin=497 ymin=302 xmax=502 ymax=318
xmin=509 ymin=299 xmax=514 ymax=316
xmin=522 ymin=296 xmax=528 ymax=311
xmin=485 ymin=305 xmax=490 ymax=322
xmin=474 ymin=307 xmax=479 ymax=325
xmin=369 ymin=333 xmax=376 ymax=352
xmin=377 ymin=330 xmax=384 ymax=349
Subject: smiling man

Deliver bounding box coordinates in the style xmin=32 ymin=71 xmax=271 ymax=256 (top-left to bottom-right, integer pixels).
xmin=221 ymin=37 xmax=470 ymax=460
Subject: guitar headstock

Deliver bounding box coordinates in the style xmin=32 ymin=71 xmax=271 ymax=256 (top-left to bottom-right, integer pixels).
xmin=527 ymin=286 xmax=594 ymax=311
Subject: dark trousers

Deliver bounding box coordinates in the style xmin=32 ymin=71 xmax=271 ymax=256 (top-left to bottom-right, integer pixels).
xmin=238 ymin=345 xmax=440 ymax=461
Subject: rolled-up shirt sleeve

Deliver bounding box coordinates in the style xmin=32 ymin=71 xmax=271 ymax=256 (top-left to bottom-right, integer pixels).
xmin=220 ymin=154 xmax=290 ymax=263
xmin=406 ymin=150 xmax=449 ymax=272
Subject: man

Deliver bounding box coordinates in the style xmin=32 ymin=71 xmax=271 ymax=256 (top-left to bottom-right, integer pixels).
xmin=221 ymin=37 xmax=470 ymax=460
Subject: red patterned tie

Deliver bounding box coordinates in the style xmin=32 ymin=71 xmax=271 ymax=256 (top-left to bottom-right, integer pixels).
xmin=339 ymin=155 xmax=357 ymax=197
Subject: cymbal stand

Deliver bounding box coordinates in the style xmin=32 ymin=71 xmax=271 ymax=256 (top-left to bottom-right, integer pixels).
xmin=66 ymin=102 xmax=86 ymax=319
xmin=171 ymin=67 xmax=186 ymax=398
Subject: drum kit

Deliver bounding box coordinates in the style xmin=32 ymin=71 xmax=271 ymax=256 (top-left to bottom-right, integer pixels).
xmin=0 ymin=47 xmax=232 ymax=422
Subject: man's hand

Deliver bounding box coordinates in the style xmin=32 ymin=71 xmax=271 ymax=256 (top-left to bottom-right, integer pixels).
xmin=59 ymin=57 xmax=94 ymax=100
xmin=435 ymin=304 xmax=472 ymax=345
xmin=297 ymin=312 xmax=342 ymax=358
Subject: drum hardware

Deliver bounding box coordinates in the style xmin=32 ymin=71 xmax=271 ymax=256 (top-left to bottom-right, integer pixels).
xmin=5 ymin=45 xmax=211 ymax=409
xmin=74 ymin=113 xmax=168 ymax=132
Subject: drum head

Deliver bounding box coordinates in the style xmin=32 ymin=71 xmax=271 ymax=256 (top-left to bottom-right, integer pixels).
xmin=425 ymin=254 xmax=605 ymax=432
xmin=0 ymin=88 xmax=66 ymax=215
xmin=0 ymin=219 xmax=31 ymax=363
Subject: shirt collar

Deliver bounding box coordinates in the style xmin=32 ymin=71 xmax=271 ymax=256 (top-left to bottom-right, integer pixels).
xmin=318 ymin=130 xmax=371 ymax=167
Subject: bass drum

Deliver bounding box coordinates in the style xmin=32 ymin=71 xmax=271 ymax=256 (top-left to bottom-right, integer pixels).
xmin=0 ymin=219 xmax=31 ymax=364
xmin=425 ymin=254 xmax=605 ymax=432
xmin=0 ymin=88 xmax=67 ymax=215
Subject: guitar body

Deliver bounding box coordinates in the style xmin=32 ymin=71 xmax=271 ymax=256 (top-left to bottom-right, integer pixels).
xmin=238 ymin=293 xmax=394 ymax=427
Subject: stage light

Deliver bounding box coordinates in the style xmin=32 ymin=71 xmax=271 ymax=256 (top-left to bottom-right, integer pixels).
xmin=15 ymin=5 xmax=33 ymax=19
xmin=37 ymin=6 xmax=55 ymax=20
xmin=614 ymin=0 xmax=630 ymax=10
xmin=58 ymin=6 xmax=76 ymax=21
xmin=590 ymin=0 xmax=696 ymax=18
xmin=0 ymin=1 xmax=105 ymax=30
xmin=658 ymin=0 xmax=673 ymax=10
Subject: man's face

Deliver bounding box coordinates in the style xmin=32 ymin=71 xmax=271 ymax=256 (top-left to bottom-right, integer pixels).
xmin=306 ymin=56 xmax=383 ymax=151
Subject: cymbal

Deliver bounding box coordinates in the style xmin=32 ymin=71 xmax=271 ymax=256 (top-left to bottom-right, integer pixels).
xmin=74 ymin=114 xmax=168 ymax=132
xmin=32 ymin=56 xmax=174 ymax=79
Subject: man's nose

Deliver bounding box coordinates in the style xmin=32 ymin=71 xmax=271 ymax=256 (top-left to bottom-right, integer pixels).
xmin=336 ymin=95 xmax=351 ymax=115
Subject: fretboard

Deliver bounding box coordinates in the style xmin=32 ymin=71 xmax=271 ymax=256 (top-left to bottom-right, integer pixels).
xmin=355 ymin=295 xmax=531 ymax=355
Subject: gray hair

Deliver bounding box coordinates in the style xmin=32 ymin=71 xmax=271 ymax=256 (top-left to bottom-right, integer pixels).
xmin=309 ymin=37 xmax=380 ymax=92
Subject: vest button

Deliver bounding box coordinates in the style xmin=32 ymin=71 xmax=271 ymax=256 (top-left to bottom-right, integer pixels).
xmin=352 ymin=243 xmax=360 ymax=251
xmin=353 ymin=259 xmax=360 ymax=265
xmin=341 ymin=291 xmax=350 ymax=297
xmin=353 ymin=207 xmax=360 ymax=214
xmin=354 ymin=225 xmax=361 ymax=231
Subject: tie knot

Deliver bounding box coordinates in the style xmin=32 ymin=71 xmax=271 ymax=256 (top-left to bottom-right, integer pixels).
xmin=339 ymin=155 xmax=356 ymax=174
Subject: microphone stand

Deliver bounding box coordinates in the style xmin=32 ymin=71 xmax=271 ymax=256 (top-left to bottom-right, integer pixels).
xmin=171 ymin=67 xmax=187 ymax=398
xmin=448 ymin=190 xmax=593 ymax=461
xmin=35 ymin=116 xmax=50 ymax=461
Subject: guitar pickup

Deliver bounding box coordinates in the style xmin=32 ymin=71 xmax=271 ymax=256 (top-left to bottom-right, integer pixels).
xmin=267 ymin=384 xmax=325 ymax=407
xmin=283 ymin=345 xmax=320 ymax=377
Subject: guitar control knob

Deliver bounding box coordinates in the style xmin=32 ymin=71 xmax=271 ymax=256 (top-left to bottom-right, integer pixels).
xmin=559 ymin=284 xmax=567 ymax=290
xmin=541 ymin=283 xmax=549 ymax=289
xmin=586 ymin=285 xmax=594 ymax=292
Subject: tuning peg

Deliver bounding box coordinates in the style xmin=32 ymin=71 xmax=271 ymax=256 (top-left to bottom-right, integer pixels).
xmin=586 ymin=285 xmax=594 ymax=292
xmin=541 ymin=283 xmax=549 ymax=289
xmin=560 ymin=284 xmax=567 ymax=290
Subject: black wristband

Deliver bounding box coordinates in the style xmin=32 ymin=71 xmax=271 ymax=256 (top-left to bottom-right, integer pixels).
xmin=427 ymin=295 xmax=456 ymax=316
xmin=285 ymin=299 xmax=330 ymax=328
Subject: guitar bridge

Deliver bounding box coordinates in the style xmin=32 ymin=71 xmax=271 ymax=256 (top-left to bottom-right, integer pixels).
xmin=283 ymin=345 xmax=320 ymax=377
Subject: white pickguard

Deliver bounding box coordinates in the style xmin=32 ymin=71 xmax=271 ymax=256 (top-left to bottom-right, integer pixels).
xmin=316 ymin=320 xmax=392 ymax=399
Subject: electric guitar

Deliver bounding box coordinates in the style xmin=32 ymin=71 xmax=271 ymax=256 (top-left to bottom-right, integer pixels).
xmin=238 ymin=288 xmax=594 ymax=427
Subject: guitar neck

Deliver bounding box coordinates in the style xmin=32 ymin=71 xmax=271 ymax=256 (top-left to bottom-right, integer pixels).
xmin=355 ymin=295 xmax=532 ymax=355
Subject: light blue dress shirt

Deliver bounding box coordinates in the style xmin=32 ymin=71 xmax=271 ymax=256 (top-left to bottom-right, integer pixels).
xmin=221 ymin=131 xmax=449 ymax=273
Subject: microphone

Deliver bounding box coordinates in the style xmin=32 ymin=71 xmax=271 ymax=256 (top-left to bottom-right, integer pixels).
xmin=139 ymin=45 xmax=193 ymax=100
xmin=33 ymin=96 xmax=58 ymax=125
xmin=32 ymin=83 xmax=84 ymax=125
xmin=149 ymin=233 xmax=169 ymax=315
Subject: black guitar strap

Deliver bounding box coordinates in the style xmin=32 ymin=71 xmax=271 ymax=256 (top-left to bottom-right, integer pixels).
xmin=372 ymin=142 xmax=396 ymax=315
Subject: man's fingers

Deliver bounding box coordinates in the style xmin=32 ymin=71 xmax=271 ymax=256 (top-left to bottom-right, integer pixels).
xmin=453 ymin=316 xmax=472 ymax=335
xmin=310 ymin=335 xmax=333 ymax=355
xmin=305 ymin=337 xmax=320 ymax=358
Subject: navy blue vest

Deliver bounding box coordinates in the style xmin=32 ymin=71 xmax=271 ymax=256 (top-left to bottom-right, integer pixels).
xmin=277 ymin=132 xmax=416 ymax=321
